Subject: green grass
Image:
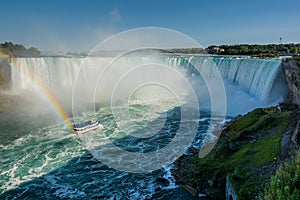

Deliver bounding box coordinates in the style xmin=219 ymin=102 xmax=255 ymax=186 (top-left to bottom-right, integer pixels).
xmin=229 ymin=171 xmax=263 ymax=199
xmin=261 ymin=151 xmax=300 ymax=200
xmin=227 ymin=133 xmax=282 ymax=199
xmin=226 ymin=109 xmax=266 ymax=135
xmin=226 ymin=109 xmax=291 ymax=141
xmin=229 ymin=133 xmax=281 ymax=167
xmin=187 ymin=108 xmax=292 ymax=199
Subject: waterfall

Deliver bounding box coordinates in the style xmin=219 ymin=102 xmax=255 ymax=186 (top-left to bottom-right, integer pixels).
xmin=9 ymin=55 xmax=288 ymax=115
xmin=166 ymin=56 xmax=288 ymax=104
xmin=11 ymin=57 xmax=83 ymax=90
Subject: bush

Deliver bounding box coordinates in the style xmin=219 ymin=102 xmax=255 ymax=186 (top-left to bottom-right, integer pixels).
xmin=261 ymin=151 xmax=300 ymax=199
xmin=206 ymin=43 xmax=300 ymax=58
xmin=0 ymin=42 xmax=40 ymax=57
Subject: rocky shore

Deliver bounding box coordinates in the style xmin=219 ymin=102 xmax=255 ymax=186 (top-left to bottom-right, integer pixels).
xmin=172 ymin=105 xmax=299 ymax=199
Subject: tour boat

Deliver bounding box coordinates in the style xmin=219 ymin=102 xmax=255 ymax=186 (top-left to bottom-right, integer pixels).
xmin=72 ymin=118 xmax=103 ymax=134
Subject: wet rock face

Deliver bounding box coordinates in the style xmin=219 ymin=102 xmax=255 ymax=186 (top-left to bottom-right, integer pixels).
xmin=283 ymin=59 xmax=300 ymax=105
xmin=0 ymin=58 xmax=11 ymax=90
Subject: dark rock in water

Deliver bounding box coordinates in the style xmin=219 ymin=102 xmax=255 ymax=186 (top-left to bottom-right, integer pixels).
xmin=154 ymin=186 xmax=162 ymax=193
xmin=91 ymin=195 xmax=105 ymax=199
xmin=188 ymin=147 xmax=199 ymax=155
xmin=155 ymin=177 xmax=170 ymax=186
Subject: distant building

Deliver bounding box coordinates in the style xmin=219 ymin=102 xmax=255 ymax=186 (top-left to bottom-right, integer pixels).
xmin=206 ymin=46 xmax=225 ymax=54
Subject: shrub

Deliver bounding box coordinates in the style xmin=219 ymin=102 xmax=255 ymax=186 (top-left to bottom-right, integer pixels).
xmin=261 ymin=151 xmax=300 ymax=199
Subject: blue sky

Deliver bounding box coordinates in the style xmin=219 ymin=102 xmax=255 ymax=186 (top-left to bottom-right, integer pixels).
xmin=0 ymin=0 xmax=299 ymax=51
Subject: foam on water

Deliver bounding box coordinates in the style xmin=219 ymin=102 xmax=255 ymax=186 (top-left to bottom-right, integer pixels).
xmin=0 ymin=102 xmax=204 ymax=199
xmin=0 ymin=117 xmax=84 ymax=193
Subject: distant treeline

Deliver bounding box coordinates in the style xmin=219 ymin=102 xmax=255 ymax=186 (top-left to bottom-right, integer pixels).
xmin=0 ymin=42 xmax=41 ymax=57
xmin=206 ymin=43 xmax=300 ymax=58
xmin=167 ymin=48 xmax=205 ymax=54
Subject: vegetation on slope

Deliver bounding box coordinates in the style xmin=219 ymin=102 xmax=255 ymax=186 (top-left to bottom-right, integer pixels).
xmin=0 ymin=42 xmax=40 ymax=57
xmin=261 ymin=151 xmax=300 ymax=199
xmin=206 ymin=43 xmax=300 ymax=58
xmin=175 ymin=108 xmax=294 ymax=199
xmin=168 ymin=43 xmax=300 ymax=58
xmin=167 ymin=48 xmax=205 ymax=54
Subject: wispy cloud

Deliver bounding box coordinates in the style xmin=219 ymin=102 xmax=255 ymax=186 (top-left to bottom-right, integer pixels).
xmin=110 ymin=9 xmax=121 ymax=22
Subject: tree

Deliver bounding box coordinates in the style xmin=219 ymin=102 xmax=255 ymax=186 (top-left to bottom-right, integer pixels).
xmin=0 ymin=42 xmax=41 ymax=56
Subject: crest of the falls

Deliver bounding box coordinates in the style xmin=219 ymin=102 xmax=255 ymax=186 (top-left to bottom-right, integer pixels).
xmin=10 ymin=55 xmax=288 ymax=115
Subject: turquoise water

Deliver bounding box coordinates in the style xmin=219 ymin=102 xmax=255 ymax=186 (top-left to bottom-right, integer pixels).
xmin=0 ymin=102 xmax=208 ymax=199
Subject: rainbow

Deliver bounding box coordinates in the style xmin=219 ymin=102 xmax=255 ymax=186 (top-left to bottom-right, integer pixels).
xmin=4 ymin=55 xmax=73 ymax=131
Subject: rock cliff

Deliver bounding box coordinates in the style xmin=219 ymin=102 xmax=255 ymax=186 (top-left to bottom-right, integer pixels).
xmin=0 ymin=57 xmax=11 ymax=90
xmin=283 ymin=59 xmax=300 ymax=105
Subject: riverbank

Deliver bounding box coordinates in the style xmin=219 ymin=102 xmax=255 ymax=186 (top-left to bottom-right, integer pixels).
xmin=172 ymin=104 xmax=299 ymax=199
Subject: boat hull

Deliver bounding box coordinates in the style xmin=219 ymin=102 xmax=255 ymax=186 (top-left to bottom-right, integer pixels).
xmin=72 ymin=120 xmax=103 ymax=134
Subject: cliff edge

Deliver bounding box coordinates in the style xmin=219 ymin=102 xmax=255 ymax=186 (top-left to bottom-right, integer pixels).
xmin=283 ymin=58 xmax=300 ymax=105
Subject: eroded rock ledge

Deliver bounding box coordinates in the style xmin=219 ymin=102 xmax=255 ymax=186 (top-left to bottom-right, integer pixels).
xmin=283 ymin=58 xmax=300 ymax=105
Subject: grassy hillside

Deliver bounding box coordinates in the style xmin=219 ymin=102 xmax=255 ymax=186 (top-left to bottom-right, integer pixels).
xmin=174 ymin=107 xmax=297 ymax=199
xmin=261 ymin=151 xmax=300 ymax=199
